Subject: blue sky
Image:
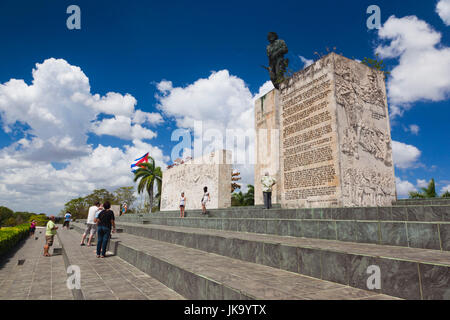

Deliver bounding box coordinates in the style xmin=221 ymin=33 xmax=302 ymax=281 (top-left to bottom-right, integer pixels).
xmin=0 ymin=0 xmax=449 ymax=213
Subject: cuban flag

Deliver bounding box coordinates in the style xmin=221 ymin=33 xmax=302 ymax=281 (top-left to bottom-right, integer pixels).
xmin=131 ymin=152 xmax=149 ymax=173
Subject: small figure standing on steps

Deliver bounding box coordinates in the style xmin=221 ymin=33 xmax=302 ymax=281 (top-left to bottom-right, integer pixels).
xmin=261 ymin=172 xmax=276 ymax=209
xmin=63 ymin=211 xmax=72 ymax=229
xmin=201 ymin=186 xmax=210 ymax=215
xmin=43 ymin=216 xmax=58 ymax=257
xmin=180 ymin=192 xmax=186 ymax=218
xmin=29 ymin=220 xmax=36 ymax=237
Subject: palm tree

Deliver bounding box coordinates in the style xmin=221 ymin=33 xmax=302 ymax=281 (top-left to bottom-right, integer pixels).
xmin=231 ymin=192 xmax=245 ymax=206
xmin=408 ymin=191 xmax=425 ymax=199
xmin=423 ymin=178 xmax=437 ymax=198
xmin=408 ymin=178 xmax=437 ymax=199
xmin=243 ymin=185 xmax=254 ymax=206
xmin=133 ymin=157 xmax=163 ymax=213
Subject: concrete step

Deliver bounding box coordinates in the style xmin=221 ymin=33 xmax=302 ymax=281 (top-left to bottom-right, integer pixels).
xmin=57 ymin=227 xmax=184 ymax=300
xmin=70 ymin=222 xmax=397 ymax=300
xmin=119 ymin=215 xmax=450 ymax=251
xmin=102 ymin=221 xmax=450 ymax=300
xmin=393 ymin=199 xmax=450 ymax=206
xmin=119 ymin=205 xmax=450 ymax=222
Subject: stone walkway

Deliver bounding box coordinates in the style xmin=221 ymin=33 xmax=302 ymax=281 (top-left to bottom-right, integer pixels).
xmin=0 ymin=227 xmax=73 ymax=300
xmin=0 ymin=226 xmax=184 ymax=300
xmin=56 ymin=227 xmax=184 ymax=300
xmin=0 ymin=225 xmax=403 ymax=300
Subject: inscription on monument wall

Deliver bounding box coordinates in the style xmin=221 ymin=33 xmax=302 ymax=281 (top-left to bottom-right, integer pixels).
xmin=261 ymin=53 xmax=396 ymax=208
xmin=280 ymin=58 xmax=339 ymax=205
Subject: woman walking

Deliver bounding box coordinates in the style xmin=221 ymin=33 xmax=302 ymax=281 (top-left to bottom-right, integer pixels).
xmin=94 ymin=201 xmax=116 ymax=258
xmin=180 ymin=192 xmax=186 ymax=218
xmin=201 ymin=186 xmax=210 ymax=215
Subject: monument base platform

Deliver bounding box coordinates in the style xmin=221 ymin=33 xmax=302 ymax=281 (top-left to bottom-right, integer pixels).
xmin=111 ymin=200 xmax=450 ymax=300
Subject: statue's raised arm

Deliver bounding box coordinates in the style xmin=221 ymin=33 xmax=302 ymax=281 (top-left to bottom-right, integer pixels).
xmin=266 ymin=32 xmax=289 ymax=89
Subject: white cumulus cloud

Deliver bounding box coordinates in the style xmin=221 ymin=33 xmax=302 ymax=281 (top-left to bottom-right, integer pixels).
xmin=441 ymin=184 xmax=450 ymax=194
xmin=392 ymin=140 xmax=421 ymax=169
xmin=376 ymin=15 xmax=450 ymax=116
xmin=253 ymin=80 xmax=274 ymax=100
xmin=396 ymin=177 xmax=417 ymax=197
xmin=404 ymin=124 xmax=420 ymax=135
xmin=156 ymin=70 xmax=254 ymax=133
xmin=155 ymin=70 xmax=274 ymax=191
xmin=408 ymin=124 xmax=420 ymax=135
xmin=92 ymin=116 xmax=157 ymax=140
xmin=437 ymin=0 xmax=450 ymax=25
xmin=0 ymin=58 xmax=167 ymax=213
xmin=299 ymin=55 xmax=314 ymax=68
xmin=416 ymin=179 xmax=429 ymax=188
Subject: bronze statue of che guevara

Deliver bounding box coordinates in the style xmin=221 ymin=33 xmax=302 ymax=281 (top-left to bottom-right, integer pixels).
xmin=266 ymin=32 xmax=289 ymax=89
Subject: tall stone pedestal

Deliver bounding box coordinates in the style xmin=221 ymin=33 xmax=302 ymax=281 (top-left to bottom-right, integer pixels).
xmin=255 ymin=53 xmax=396 ymax=208
xmin=254 ymin=90 xmax=281 ymax=206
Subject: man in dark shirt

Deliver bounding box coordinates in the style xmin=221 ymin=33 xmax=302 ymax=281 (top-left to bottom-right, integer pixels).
xmin=94 ymin=201 xmax=116 ymax=258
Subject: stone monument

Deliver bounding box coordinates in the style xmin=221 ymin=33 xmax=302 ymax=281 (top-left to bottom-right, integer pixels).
xmin=254 ymin=90 xmax=281 ymax=206
xmin=255 ymin=52 xmax=396 ymax=208
xmin=160 ymin=150 xmax=232 ymax=211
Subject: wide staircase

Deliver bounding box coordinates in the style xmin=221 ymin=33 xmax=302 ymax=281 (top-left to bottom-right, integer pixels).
xmin=69 ymin=201 xmax=450 ymax=300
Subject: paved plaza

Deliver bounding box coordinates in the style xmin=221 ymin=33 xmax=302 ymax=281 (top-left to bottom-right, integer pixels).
xmin=0 ymin=224 xmax=401 ymax=300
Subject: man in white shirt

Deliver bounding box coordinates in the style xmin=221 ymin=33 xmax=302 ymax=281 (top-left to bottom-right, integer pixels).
xmin=80 ymin=202 xmax=101 ymax=246
xmin=261 ymin=172 xmax=276 ymax=209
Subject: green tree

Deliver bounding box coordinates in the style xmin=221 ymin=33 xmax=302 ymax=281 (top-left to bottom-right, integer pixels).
xmin=0 ymin=206 xmax=14 ymax=227
xmin=408 ymin=191 xmax=425 ymax=199
xmin=231 ymin=191 xmax=245 ymax=207
xmin=423 ymin=178 xmax=437 ymax=198
xmin=28 ymin=214 xmax=49 ymax=226
xmin=361 ymin=53 xmax=391 ymax=79
xmin=243 ymin=185 xmax=255 ymax=206
xmin=14 ymin=212 xmax=34 ymax=224
xmin=133 ymin=157 xmax=163 ymax=213
xmin=85 ymin=189 xmax=116 ymax=206
xmin=62 ymin=197 xmax=89 ymax=220
xmin=113 ymin=186 xmax=136 ymax=209
xmin=3 ymin=217 xmax=16 ymax=227
xmin=408 ymin=178 xmax=437 ymax=199
xmin=441 ymin=190 xmax=450 ymax=198
xmin=231 ymin=185 xmax=255 ymax=207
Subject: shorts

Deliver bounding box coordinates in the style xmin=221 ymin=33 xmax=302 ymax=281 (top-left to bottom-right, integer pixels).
xmin=180 ymin=205 xmax=185 ymax=208
xmin=63 ymin=221 xmax=70 ymax=227
xmin=84 ymin=223 xmax=97 ymax=236
xmin=30 ymin=227 xmax=35 ymax=233
xmin=45 ymin=235 xmax=54 ymax=246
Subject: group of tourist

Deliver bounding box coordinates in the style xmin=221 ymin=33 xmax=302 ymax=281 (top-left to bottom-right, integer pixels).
xmin=178 ymin=173 xmax=276 ymax=218
xmin=80 ymin=201 xmax=116 ymax=258
xmin=41 ymin=174 xmax=276 ymax=258
xmin=179 ymin=186 xmax=211 ymax=217
xmin=41 ymin=201 xmax=116 ymax=258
